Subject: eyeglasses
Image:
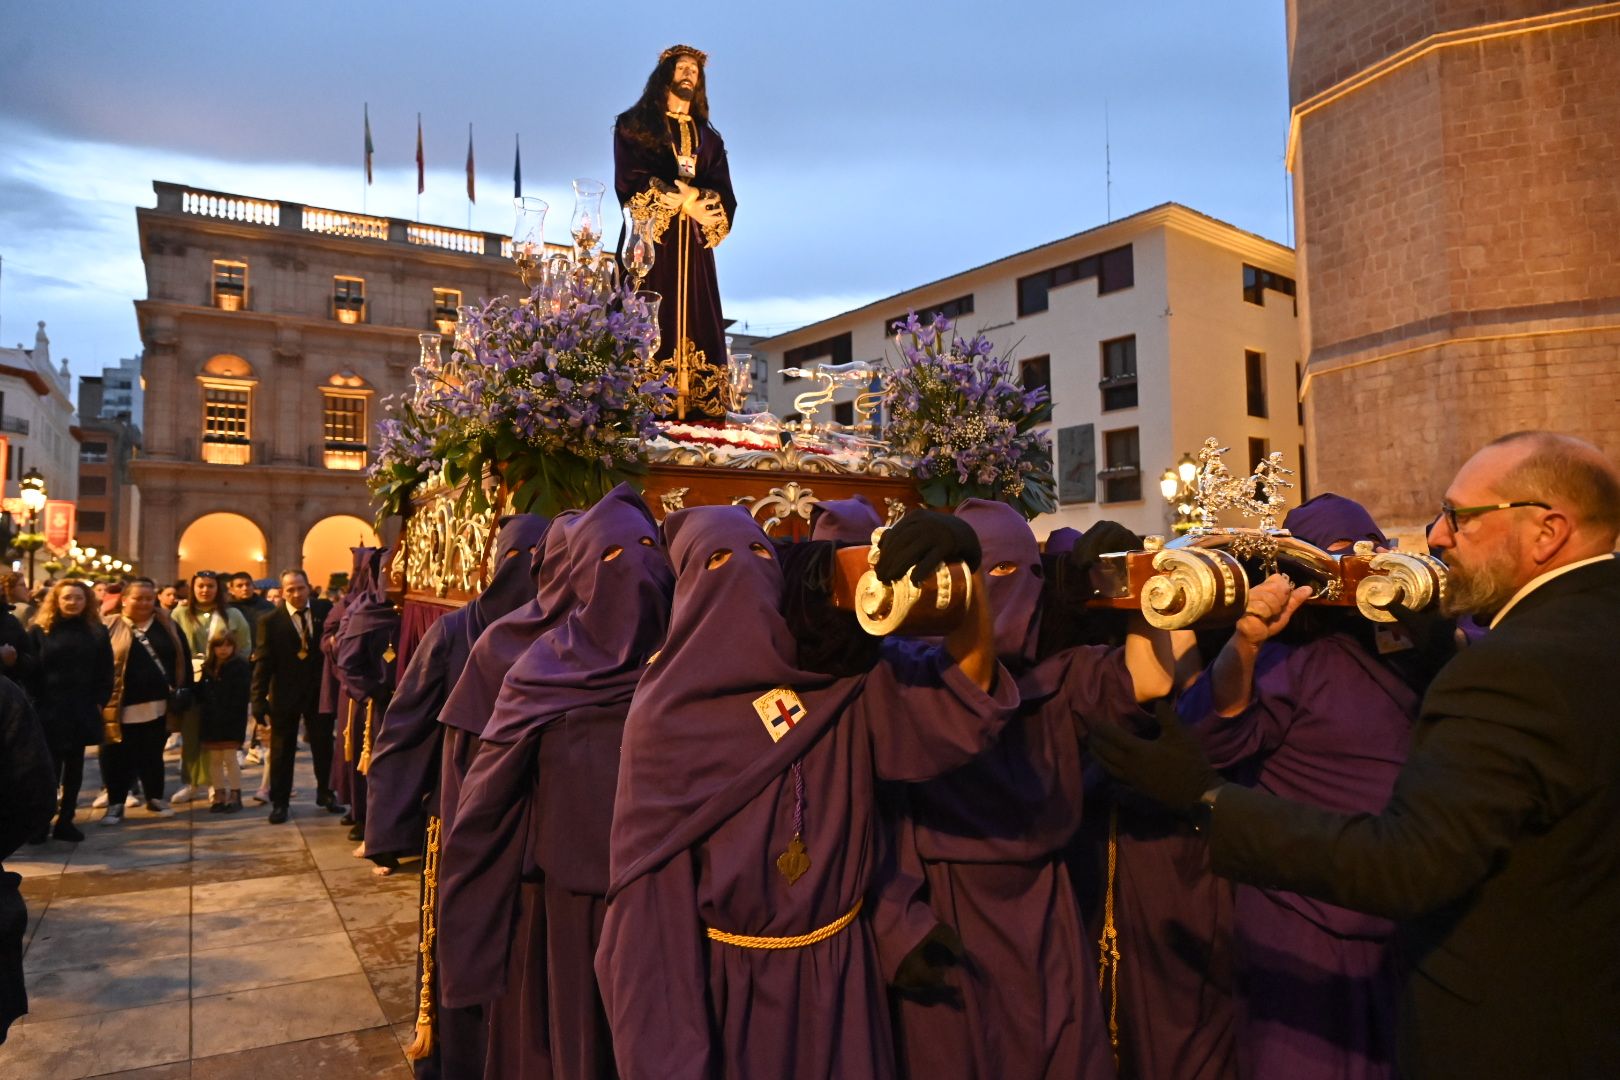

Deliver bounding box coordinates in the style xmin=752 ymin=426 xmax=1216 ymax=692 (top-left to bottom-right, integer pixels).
xmin=1439 ymin=500 xmax=1550 ymax=533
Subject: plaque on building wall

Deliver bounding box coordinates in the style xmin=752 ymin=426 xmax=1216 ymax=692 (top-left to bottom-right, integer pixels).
xmin=1058 ymin=423 xmax=1096 ymax=504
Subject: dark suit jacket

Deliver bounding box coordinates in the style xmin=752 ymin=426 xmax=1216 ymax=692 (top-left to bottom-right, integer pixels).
xmin=1210 ymin=555 xmax=1620 ymax=1079
xmin=251 ymin=601 xmax=330 ymax=718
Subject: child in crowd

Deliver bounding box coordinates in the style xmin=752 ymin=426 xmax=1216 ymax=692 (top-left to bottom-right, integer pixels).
xmin=196 ymin=627 xmax=251 ymax=812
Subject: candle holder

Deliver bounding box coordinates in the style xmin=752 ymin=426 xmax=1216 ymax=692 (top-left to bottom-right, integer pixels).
xmin=513 ymin=197 xmax=549 ymax=287
xmin=570 ymin=179 xmax=606 ymax=262
xmin=620 ymin=206 xmax=657 ymax=290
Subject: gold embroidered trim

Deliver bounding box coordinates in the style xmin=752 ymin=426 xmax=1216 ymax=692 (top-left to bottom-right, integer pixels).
xmin=706 ymin=897 xmax=862 ymax=950
xmin=404 ymin=815 xmax=441 ymax=1061
xmin=627 ymin=186 xmax=677 ymax=246
xmin=666 ymin=112 xmax=696 ymax=159
xmin=702 ymin=205 xmax=730 ymax=249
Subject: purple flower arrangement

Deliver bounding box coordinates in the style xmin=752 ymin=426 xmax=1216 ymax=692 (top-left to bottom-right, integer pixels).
xmin=883 ymin=313 xmax=1056 ymax=518
xmin=367 ymin=278 xmax=669 ymax=520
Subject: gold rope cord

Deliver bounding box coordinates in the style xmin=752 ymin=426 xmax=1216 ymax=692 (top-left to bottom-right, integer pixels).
xmin=357 ymin=698 xmax=376 ymax=774
xmin=1098 ymin=804 xmax=1122 ymax=1067
xmin=343 ymin=697 xmax=355 ymax=763
xmin=706 ymin=897 xmax=863 ymax=950
xmin=405 ymin=815 xmax=442 ymax=1061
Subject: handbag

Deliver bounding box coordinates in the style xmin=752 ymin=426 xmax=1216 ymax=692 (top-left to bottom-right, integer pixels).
xmin=130 ymin=623 xmax=191 ymax=716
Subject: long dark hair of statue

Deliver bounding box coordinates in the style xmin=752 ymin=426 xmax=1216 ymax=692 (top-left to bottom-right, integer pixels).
xmin=617 ymin=54 xmax=712 ymax=157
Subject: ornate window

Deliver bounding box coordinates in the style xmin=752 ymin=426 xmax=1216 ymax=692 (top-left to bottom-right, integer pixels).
xmin=212 ymin=260 xmax=247 ymax=311
xmin=432 ymin=287 xmax=462 ymax=332
xmin=322 ymin=372 xmax=372 ymax=470
xmin=333 ymin=276 xmax=366 ymax=323
xmin=198 ymin=355 xmax=255 ymax=465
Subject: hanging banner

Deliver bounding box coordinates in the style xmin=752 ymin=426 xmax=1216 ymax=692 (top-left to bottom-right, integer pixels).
xmin=44 ymin=500 xmax=76 ymax=553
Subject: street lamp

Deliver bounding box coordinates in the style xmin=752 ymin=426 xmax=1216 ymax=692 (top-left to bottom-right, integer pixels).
xmin=1159 ymin=453 xmax=1202 ymax=535
xmin=18 ymin=467 xmax=47 ymax=588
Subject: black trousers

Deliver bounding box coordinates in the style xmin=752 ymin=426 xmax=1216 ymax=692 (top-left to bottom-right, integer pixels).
xmin=269 ymin=706 xmax=335 ymax=807
xmin=103 ymin=719 xmax=167 ymax=806
xmin=49 ymin=744 xmax=86 ymax=824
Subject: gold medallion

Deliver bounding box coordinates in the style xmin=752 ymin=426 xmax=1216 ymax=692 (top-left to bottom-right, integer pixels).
xmin=297 ymin=648 xmax=309 ymax=661
xmin=776 ymin=834 xmax=810 ymax=886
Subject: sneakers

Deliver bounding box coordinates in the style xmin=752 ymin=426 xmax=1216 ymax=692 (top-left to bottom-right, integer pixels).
xmin=145 ymin=799 xmax=175 ymax=817
xmin=53 ymin=820 xmax=85 ymax=843
xmin=92 ymin=790 xmax=110 ymax=809
xmin=170 ymin=784 xmax=200 ymax=804
xmin=100 ymin=805 xmax=125 ymax=826
xmin=124 ymin=792 xmax=143 ymax=809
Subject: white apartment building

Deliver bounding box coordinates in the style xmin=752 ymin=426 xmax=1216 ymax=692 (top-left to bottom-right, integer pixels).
xmin=0 ymin=320 xmax=81 ymax=505
xmin=757 ymin=203 xmax=1304 ymax=539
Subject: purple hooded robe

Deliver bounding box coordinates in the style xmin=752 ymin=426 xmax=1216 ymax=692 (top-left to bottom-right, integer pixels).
xmin=878 ymin=499 xmax=1137 ymax=1080
xmin=595 ymin=505 xmax=1020 ymax=1080
xmin=320 ymin=547 xmax=374 ymax=803
xmin=333 ymin=545 xmax=399 ymax=822
xmin=439 ymin=487 xmax=672 ymax=1080
xmin=1177 ymin=495 xmax=1414 ymax=1080
xmin=365 ymin=514 xmax=554 ymax=1080
xmin=809 ymin=494 xmax=883 ymax=544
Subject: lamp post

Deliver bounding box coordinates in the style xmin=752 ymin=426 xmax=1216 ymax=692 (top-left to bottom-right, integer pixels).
xmin=1158 ymin=453 xmax=1201 ymax=535
xmin=18 ymin=467 xmax=47 ymax=588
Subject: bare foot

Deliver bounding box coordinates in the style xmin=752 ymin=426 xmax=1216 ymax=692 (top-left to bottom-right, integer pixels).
xmin=372 ymin=862 xmax=394 ymax=877
xmin=352 ymin=841 xmax=367 ymax=858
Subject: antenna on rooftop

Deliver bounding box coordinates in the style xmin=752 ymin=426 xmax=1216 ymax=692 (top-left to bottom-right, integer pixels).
xmin=1104 ymin=98 xmax=1113 ymax=223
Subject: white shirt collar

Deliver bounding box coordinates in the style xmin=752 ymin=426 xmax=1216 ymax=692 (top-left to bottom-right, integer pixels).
xmin=1488 ymin=553 xmax=1616 ymax=629
xmin=286 ymin=601 xmax=308 ymax=619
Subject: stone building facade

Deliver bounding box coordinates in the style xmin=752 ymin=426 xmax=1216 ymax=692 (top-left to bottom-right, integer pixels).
xmin=75 ymin=374 xmax=141 ymax=559
xmin=1288 ymin=1 xmax=1620 ymax=535
xmin=134 ymin=181 xmax=532 ymax=584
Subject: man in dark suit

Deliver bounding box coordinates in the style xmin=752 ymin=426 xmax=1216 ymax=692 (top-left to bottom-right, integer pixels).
xmin=1091 ymin=431 xmax=1620 ymax=1079
xmin=252 ymin=569 xmax=340 ymax=824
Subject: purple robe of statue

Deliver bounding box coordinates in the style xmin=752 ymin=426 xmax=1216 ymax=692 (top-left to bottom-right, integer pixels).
xmin=596 ymin=506 xmax=1019 ymax=1080
xmin=880 ymin=500 xmax=1136 ymax=1080
xmin=613 ymin=107 xmax=736 ymax=422
xmin=439 ymin=487 xmax=672 ymax=1080
xmin=1174 ymin=496 xmax=1416 ymax=1080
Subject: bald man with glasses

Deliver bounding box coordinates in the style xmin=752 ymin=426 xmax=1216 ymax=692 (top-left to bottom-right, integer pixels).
xmin=1091 ymin=431 xmax=1620 ymax=1080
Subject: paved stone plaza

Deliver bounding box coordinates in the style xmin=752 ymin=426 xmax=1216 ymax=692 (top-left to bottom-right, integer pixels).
xmin=1 ymin=745 xmax=422 ymax=1078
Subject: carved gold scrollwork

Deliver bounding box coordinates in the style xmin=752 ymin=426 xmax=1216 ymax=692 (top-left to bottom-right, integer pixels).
xmin=1140 ymin=547 xmax=1248 ymax=630
xmin=1355 ymin=551 xmax=1449 ymax=623
xmin=402 ymin=483 xmax=496 ymax=597
xmin=731 ymin=482 xmax=817 ymax=534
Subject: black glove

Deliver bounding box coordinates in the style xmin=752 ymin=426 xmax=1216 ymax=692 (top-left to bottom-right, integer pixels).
xmin=1053 ymin=519 xmax=1141 ymax=609
xmin=1086 ymin=700 xmax=1220 ymax=815
xmin=1069 ymin=520 xmax=1141 ymax=576
xmin=891 ymin=921 xmax=966 ymax=1004
xmin=874 ymin=510 xmax=981 ymax=585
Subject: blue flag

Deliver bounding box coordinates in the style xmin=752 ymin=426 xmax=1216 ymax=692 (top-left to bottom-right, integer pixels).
xmin=513 ymin=134 xmax=522 ymax=199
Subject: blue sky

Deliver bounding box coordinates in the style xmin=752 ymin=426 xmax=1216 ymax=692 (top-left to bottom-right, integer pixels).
xmin=0 ymin=0 xmax=1291 ymax=377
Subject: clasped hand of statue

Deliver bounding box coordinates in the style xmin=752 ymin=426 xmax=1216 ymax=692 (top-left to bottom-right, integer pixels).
xmin=674 ymin=180 xmax=724 ymax=227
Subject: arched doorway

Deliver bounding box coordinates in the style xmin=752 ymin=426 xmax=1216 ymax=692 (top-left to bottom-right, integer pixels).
xmin=177 ymin=513 xmax=268 ymax=582
xmin=302 ymin=515 xmax=381 ymax=597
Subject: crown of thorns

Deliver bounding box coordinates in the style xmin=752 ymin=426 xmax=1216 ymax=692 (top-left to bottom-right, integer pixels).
xmin=660 ymin=44 xmax=707 ymax=65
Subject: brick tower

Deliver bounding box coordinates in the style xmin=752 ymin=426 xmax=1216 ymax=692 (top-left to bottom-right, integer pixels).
xmin=1287 ymin=1 xmax=1620 ymax=536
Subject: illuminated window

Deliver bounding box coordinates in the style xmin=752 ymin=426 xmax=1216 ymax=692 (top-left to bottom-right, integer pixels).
xmin=201 ymin=384 xmax=252 ymax=465
xmin=212 ymin=260 xmax=247 ymax=310
xmin=432 ymin=288 xmax=462 ymax=331
xmin=322 ymin=387 xmax=368 ymax=470
xmin=334 ymin=276 xmax=366 ymax=323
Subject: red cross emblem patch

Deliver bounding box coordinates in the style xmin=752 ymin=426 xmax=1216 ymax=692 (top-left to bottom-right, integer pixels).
xmin=752 ymin=688 xmax=807 ymax=744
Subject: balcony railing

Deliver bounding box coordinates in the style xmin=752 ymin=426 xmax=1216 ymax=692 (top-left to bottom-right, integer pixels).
xmin=201 ymin=437 xmax=252 ymax=466
xmin=408 ymin=224 xmax=486 ymax=255
xmin=303 ymin=207 xmax=389 ymax=240
xmin=0 ymin=416 xmax=28 ymax=435
xmin=180 ymin=189 xmax=280 ymax=226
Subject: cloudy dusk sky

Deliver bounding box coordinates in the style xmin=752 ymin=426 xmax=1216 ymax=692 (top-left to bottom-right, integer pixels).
xmin=0 ymin=0 xmax=1291 ymax=374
